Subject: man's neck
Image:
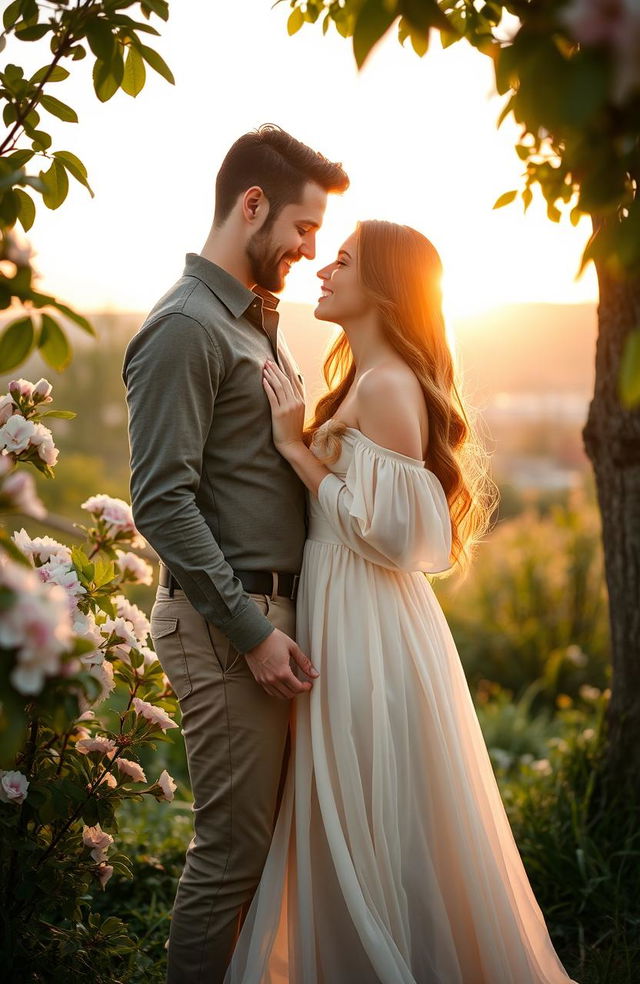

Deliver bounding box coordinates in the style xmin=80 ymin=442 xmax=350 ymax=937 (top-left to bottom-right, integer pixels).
xmin=200 ymin=232 xmax=252 ymax=289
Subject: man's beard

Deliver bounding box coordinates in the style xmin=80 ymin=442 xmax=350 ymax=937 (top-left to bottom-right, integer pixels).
xmin=247 ymin=228 xmax=291 ymax=292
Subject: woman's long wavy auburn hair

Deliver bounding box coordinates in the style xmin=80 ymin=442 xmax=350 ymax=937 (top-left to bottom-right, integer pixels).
xmin=304 ymin=220 xmax=498 ymax=574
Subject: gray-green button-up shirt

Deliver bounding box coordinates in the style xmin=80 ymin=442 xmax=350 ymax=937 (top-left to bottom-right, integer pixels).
xmin=122 ymin=253 xmax=307 ymax=653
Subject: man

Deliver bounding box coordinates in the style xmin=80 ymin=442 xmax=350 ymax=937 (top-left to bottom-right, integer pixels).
xmin=122 ymin=124 xmax=349 ymax=983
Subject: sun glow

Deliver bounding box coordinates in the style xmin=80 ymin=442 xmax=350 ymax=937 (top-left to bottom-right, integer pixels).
xmin=11 ymin=0 xmax=598 ymax=319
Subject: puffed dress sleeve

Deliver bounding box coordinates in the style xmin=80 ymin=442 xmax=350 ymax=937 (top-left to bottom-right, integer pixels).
xmin=316 ymin=432 xmax=453 ymax=574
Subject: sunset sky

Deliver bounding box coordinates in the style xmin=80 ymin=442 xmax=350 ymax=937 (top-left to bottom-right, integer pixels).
xmin=8 ymin=0 xmax=599 ymax=322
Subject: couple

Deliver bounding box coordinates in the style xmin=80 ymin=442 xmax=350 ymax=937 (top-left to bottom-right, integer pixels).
xmin=123 ymin=125 xmax=577 ymax=984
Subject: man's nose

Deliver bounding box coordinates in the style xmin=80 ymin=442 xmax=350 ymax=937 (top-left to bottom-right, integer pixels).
xmin=301 ymin=233 xmax=316 ymax=261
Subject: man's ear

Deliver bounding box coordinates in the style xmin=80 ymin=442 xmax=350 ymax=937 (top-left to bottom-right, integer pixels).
xmin=242 ymin=186 xmax=270 ymax=226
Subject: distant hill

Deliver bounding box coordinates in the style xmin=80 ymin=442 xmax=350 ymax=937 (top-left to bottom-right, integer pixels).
xmin=276 ymin=302 xmax=598 ymax=406
xmin=2 ymin=301 xmax=598 ymax=408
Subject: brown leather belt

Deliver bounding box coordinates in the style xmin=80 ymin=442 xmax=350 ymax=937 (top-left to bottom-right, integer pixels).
xmin=158 ymin=563 xmax=299 ymax=602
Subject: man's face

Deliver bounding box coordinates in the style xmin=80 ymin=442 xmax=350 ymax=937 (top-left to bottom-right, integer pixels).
xmin=246 ymin=181 xmax=327 ymax=292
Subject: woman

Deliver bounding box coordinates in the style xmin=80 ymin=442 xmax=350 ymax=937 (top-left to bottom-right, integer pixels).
xmin=225 ymin=221 xmax=578 ymax=983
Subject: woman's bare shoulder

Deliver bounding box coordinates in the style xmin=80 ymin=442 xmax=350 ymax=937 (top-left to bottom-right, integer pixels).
xmin=354 ymin=364 xmax=427 ymax=460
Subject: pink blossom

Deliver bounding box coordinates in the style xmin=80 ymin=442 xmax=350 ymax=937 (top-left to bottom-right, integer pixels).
xmin=1 ymin=469 xmax=46 ymax=519
xmin=82 ymin=824 xmax=114 ymax=863
xmin=0 ymin=394 xmax=16 ymax=426
xmin=157 ymin=769 xmax=177 ymax=802
xmin=140 ymin=645 xmax=159 ymax=669
xmin=88 ymin=658 xmax=115 ymax=705
xmin=76 ymin=736 xmax=116 ymax=756
xmin=132 ymin=697 xmax=178 ymax=733
xmin=32 ymin=378 xmax=53 ymax=403
xmin=0 ymin=770 xmax=29 ymax=805
xmin=113 ymin=595 xmax=151 ymax=643
xmin=37 ymin=559 xmax=86 ymax=606
xmin=73 ymin=611 xmax=104 ymax=653
xmin=0 ymin=414 xmax=36 ymax=454
xmin=29 ymin=422 xmax=58 ymax=466
xmin=96 ymin=863 xmax=114 ymax=890
xmin=12 ymin=529 xmax=71 ymax=564
xmin=96 ymin=770 xmax=118 ymax=789
xmin=8 ymin=378 xmax=33 ymax=400
xmin=81 ymin=494 xmax=145 ymax=547
xmin=0 ymin=554 xmax=74 ymax=696
xmin=115 ymin=550 xmax=153 ymax=586
xmin=101 ymin=615 xmax=140 ymax=660
xmin=116 ymin=758 xmax=147 ymax=783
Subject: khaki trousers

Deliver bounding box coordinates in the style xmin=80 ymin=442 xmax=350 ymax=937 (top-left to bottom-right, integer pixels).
xmin=149 ymin=584 xmax=294 ymax=984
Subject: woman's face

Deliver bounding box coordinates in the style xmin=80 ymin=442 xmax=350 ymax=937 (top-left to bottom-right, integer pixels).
xmin=314 ymin=232 xmax=371 ymax=324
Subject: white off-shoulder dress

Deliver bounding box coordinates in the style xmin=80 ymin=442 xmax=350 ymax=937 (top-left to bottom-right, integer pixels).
xmin=225 ymin=423 xmax=578 ymax=984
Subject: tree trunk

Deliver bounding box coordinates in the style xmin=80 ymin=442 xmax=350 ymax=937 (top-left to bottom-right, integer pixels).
xmin=582 ymin=255 xmax=640 ymax=787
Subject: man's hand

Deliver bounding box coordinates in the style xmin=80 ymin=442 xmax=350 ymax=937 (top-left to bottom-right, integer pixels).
xmin=244 ymin=628 xmax=319 ymax=699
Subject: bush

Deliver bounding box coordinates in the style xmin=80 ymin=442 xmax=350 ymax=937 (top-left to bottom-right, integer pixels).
xmin=434 ymin=491 xmax=610 ymax=707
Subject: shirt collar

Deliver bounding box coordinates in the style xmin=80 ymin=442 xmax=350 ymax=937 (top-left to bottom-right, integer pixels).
xmin=183 ymin=253 xmax=280 ymax=321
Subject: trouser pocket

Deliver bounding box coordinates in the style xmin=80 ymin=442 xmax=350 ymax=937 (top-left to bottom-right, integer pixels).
xmin=149 ymin=615 xmax=192 ymax=700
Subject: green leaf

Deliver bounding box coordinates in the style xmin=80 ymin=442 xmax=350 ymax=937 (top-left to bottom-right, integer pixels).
xmin=353 ymin=0 xmax=398 ymax=69
xmin=619 ymin=329 xmax=640 ymax=408
xmin=38 ymin=313 xmax=72 ymax=371
xmin=141 ymin=0 xmax=169 ymax=21
xmin=39 ymin=94 xmax=79 ymax=123
xmin=3 ymin=0 xmax=22 ymax=31
xmin=3 ymin=103 xmax=18 ymax=127
xmin=15 ymin=188 xmax=35 ymax=231
xmin=136 ymin=43 xmax=175 ymax=84
xmin=570 ymin=206 xmax=583 ymax=227
xmin=31 ymin=129 xmax=52 ymax=151
xmin=50 ymin=300 xmax=95 ymax=336
xmin=86 ymin=18 xmax=116 ymax=62
xmin=8 ymin=149 xmax=34 ymax=168
xmin=400 ymin=0 xmax=452 ymax=35
xmin=122 ymin=45 xmax=146 ymax=97
xmin=30 ymin=65 xmax=70 ymax=85
xmin=409 ymin=28 xmax=429 ymax=56
xmin=547 ymin=202 xmax=561 ymax=223
xmin=493 ymin=189 xmax=517 ymax=209
xmin=40 ymin=160 xmax=69 ymax=209
xmin=53 ymin=151 xmax=94 ymax=197
xmin=287 ymin=8 xmax=304 ymax=35
xmin=38 ymin=409 xmax=76 ymax=419
xmin=0 ymin=189 xmax=20 ymax=225
xmin=92 ymin=58 xmax=120 ymax=102
xmin=93 ymin=558 xmax=116 ymax=589
xmin=15 ymin=23 xmax=49 ymax=41
xmin=0 ymin=316 xmax=35 ymax=373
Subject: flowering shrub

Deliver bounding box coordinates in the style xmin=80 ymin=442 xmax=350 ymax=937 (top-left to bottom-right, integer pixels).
xmin=0 ymin=377 xmax=177 ymax=979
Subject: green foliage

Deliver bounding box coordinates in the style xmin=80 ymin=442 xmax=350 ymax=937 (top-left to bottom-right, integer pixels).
xmin=0 ymin=373 xmax=180 ymax=979
xmin=280 ymin=0 xmax=640 ymax=404
xmin=0 ymin=1 xmax=174 ymax=374
xmin=434 ymin=491 xmax=610 ymax=706
xmin=499 ymin=701 xmax=640 ymax=982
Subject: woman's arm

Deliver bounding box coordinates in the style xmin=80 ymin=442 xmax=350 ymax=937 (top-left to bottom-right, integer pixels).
xmin=262 ymin=359 xmax=330 ymax=496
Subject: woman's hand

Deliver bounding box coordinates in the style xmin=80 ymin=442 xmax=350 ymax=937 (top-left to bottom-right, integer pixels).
xmin=262 ymin=359 xmax=306 ymax=457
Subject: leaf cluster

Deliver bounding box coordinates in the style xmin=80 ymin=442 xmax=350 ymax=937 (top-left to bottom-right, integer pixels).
xmin=0 ymin=1 xmax=174 ymax=375
xmin=281 ymin=0 xmax=640 ymax=403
